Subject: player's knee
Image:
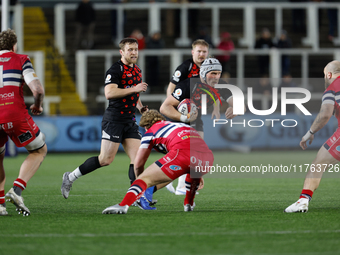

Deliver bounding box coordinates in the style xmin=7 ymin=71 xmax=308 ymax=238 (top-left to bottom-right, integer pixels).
xmin=39 ymin=144 xmax=48 ymax=157
xmin=98 ymin=155 xmax=115 ymax=166
xmin=0 ymin=145 xmax=5 ymax=155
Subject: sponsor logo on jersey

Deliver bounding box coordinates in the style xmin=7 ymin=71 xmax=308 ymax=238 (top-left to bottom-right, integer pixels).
xmin=105 ymin=74 xmax=111 ymax=83
xmin=173 ymin=88 xmax=182 ymax=99
xmin=0 ymin=57 xmax=11 ymax=62
xmin=18 ymin=131 xmax=33 ymax=143
xmin=177 ymin=129 xmax=190 ymax=137
xmin=169 ymin=165 xmax=182 ymax=171
xmin=174 ymin=70 xmax=181 ymax=77
xmin=0 ymin=92 xmax=14 ymax=99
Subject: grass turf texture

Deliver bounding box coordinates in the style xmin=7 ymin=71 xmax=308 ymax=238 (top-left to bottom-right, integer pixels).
xmin=1 ymin=151 xmax=340 ymax=255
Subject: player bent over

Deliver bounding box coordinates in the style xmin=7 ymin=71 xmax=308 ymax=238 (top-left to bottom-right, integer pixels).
xmin=285 ymin=60 xmax=340 ymax=213
xmin=102 ymin=110 xmax=214 ymax=214
xmin=0 ymin=29 xmax=47 ymax=216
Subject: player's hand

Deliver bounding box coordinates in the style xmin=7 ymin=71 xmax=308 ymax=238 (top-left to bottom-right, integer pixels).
xmin=180 ymin=108 xmax=198 ymax=123
xmin=188 ymin=108 xmax=198 ymax=122
xmin=30 ymin=104 xmax=43 ymax=115
xmin=211 ymin=105 xmax=220 ymax=119
xmin=197 ymin=178 xmax=204 ymax=191
xmin=225 ymin=107 xmax=236 ymax=119
xmin=300 ymin=130 xmax=314 ymax=150
xmin=139 ymin=105 xmax=149 ymax=114
xmin=134 ymin=82 xmax=148 ymax=93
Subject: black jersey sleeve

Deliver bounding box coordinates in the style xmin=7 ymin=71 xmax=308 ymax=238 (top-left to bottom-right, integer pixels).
xmin=170 ymin=59 xmax=192 ymax=85
xmin=104 ymin=63 xmax=122 ymax=87
xmin=218 ymin=88 xmax=233 ymax=103
xmin=171 ymin=79 xmax=190 ymax=102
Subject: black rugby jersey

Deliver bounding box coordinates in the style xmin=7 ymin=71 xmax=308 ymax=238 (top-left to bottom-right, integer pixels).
xmin=170 ymin=59 xmax=200 ymax=86
xmin=172 ymin=79 xmax=232 ymax=126
xmin=103 ymin=60 xmax=142 ymax=122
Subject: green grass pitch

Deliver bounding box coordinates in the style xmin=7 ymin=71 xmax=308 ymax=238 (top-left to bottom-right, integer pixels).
xmin=1 ymin=151 xmax=340 ymax=255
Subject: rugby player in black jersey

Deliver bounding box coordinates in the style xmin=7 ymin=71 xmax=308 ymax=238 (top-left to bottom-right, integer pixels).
xmin=166 ymin=39 xmax=209 ymax=97
xmin=160 ymin=58 xmax=236 ymax=194
xmin=61 ymin=38 xmax=150 ymax=206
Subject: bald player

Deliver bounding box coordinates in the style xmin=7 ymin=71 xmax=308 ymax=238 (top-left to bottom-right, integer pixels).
xmin=285 ymin=60 xmax=340 ymax=213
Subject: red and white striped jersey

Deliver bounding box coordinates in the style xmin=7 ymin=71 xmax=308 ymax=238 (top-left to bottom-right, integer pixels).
xmin=140 ymin=120 xmax=210 ymax=153
xmin=0 ymin=50 xmax=36 ymax=122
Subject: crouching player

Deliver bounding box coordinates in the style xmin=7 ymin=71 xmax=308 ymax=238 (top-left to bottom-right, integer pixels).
xmin=102 ymin=110 xmax=214 ymax=214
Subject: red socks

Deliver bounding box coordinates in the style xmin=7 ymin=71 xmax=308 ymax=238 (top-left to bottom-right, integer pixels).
xmin=0 ymin=190 xmax=4 ymax=204
xmin=120 ymin=179 xmax=147 ymax=206
xmin=184 ymin=176 xmax=200 ymax=206
xmin=14 ymin=178 xmax=26 ymax=191
xmin=300 ymin=189 xmax=313 ymax=201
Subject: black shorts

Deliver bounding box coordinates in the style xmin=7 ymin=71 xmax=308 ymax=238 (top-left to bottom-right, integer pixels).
xmin=101 ymin=121 xmax=142 ymax=143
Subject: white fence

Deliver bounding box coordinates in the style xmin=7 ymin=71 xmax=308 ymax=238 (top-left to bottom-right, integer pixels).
xmin=0 ymin=4 xmax=23 ymax=52
xmin=55 ymin=2 xmax=340 ymax=55
xmin=76 ymin=48 xmax=340 ymax=102
xmin=23 ymin=50 xmax=58 ymax=115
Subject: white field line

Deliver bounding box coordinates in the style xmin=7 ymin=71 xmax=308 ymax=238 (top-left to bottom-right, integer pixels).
xmin=1 ymin=229 xmax=340 ymax=238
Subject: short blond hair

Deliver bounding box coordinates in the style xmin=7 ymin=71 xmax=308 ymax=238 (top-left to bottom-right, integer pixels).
xmin=0 ymin=29 xmax=17 ymax=51
xmin=192 ymin=39 xmax=209 ymax=50
xmin=119 ymin=38 xmax=138 ymax=50
xmin=139 ymin=110 xmax=166 ymax=129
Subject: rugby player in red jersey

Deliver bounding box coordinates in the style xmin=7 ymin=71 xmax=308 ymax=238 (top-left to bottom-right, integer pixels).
xmin=61 ymin=38 xmax=150 ymax=207
xmin=285 ymin=60 xmax=340 ymax=213
xmin=0 ymin=29 xmax=47 ymax=216
xmin=102 ymin=109 xmax=214 ymax=214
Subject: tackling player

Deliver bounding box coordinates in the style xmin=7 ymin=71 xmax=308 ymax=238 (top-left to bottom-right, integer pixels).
xmin=285 ymin=60 xmax=340 ymax=213
xmin=102 ymin=110 xmax=214 ymax=214
xmin=0 ymin=29 xmax=47 ymax=216
xmin=61 ymin=38 xmax=150 ymax=208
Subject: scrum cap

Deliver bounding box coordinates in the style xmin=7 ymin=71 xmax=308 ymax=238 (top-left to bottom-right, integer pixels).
xmin=199 ymin=58 xmax=222 ymax=82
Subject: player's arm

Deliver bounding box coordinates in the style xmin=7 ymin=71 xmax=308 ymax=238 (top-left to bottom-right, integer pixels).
xmin=211 ymin=100 xmax=220 ymax=119
xmin=224 ymin=97 xmax=247 ymax=119
xmin=160 ymin=95 xmax=197 ymax=123
xmin=167 ymin=63 xmax=188 ymax=97
xmin=166 ymin=82 xmax=176 ymax=97
xmin=134 ymin=147 xmax=152 ymax=177
xmin=225 ymin=97 xmax=236 ymax=119
xmin=300 ymin=103 xmax=334 ymax=150
xmin=160 ymin=95 xmax=182 ymax=120
xmin=136 ymin=98 xmax=148 ymax=114
xmin=26 ymin=76 xmax=44 ymax=115
xmin=104 ymin=82 xmax=148 ymax=100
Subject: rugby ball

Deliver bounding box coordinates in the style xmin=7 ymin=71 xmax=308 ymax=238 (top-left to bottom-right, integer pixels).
xmin=177 ymin=99 xmax=197 ymax=115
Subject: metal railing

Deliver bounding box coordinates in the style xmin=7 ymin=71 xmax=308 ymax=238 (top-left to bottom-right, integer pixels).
xmin=24 ymin=51 xmax=45 ymax=87
xmin=76 ymin=48 xmax=340 ymax=102
xmin=1 ymin=4 xmax=23 ymax=51
xmin=55 ymin=2 xmax=340 ymax=55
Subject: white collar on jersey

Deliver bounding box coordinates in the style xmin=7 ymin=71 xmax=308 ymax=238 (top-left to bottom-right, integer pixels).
xmin=0 ymin=50 xmax=11 ymax=55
